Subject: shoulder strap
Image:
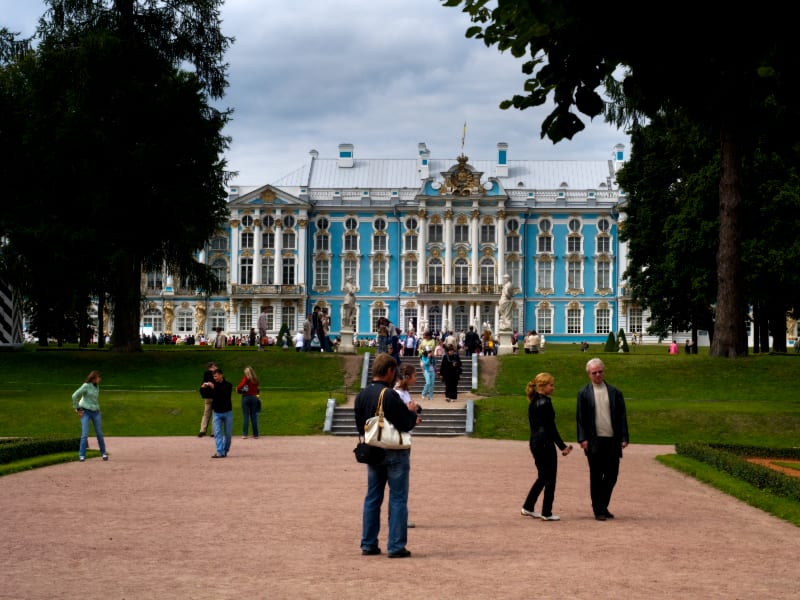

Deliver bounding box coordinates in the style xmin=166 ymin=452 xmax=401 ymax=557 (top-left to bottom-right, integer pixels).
xmin=375 ymin=387 xmax=387 ymax=417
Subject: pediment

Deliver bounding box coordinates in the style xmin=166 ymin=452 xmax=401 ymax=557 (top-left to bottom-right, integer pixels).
xmin=228 ymin=184 xmax=309 ymax=208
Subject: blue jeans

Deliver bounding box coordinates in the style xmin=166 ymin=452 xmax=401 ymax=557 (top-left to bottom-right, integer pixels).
xmin=241 ymin=395 xmax=259 ymax=437
xmin=79 ymin=409 xmax=107 ymax=458
xmin=361 ymin=449 xmax=410 ymax=554
xmin=421 ymin=367 xmax=435 ymax=399
xmin=212 ymin=410 xmax=233 ymax=456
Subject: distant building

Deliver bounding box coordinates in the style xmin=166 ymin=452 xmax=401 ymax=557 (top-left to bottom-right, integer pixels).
xmin=141 ymin=141 xmax=634 ymax=343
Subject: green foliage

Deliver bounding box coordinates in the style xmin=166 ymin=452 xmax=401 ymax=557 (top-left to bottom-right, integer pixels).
xmin=604 ymin=331 xmax=616 ymax=353
xmin=617 ymin=329 xmax=629 ymax=353
xmin=276 ymin=323 xmax=291 ymax=348
xmin=0 ymin=436 xmax=79 ymax=462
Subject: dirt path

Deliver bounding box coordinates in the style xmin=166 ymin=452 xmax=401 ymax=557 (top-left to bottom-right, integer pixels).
xmin=2 ymin=436 xmax=798 ymax=599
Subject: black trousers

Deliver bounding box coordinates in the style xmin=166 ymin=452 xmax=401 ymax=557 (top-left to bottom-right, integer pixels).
xmin=586 ymin=437 xmax=620 ymax=515
xmin=523 ymin=443 xmax=558 ymax=516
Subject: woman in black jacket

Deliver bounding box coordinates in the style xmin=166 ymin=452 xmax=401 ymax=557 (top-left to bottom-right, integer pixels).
xmin=438 ymin=344 xmax=462 ymax=402
xmin=521 ymin=372 xmax=572 ymax=521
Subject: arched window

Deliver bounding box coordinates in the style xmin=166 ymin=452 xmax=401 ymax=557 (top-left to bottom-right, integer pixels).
xmin=427 ymin=258 xmax=443 ymax=285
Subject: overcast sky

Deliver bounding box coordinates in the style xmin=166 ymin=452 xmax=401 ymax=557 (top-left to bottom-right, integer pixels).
xmin=2 ymin=0 xmax=629 ymax=186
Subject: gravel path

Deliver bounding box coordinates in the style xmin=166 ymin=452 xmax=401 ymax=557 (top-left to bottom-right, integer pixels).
xmin=2 ymin=436 xmax=798 ymax=599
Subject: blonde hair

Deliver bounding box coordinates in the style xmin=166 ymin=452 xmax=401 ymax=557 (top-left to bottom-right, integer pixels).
xmin=526 ymin=372 xmax=554 ymax=402
xmin=244 ymin=366 xmax=259 ymax=385
xmin=395 ymin=363 xmax=416 ymax=391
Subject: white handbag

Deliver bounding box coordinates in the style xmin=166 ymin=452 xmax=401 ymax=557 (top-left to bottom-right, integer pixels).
xmin=364 ymin=388 xmax=411 ymax=450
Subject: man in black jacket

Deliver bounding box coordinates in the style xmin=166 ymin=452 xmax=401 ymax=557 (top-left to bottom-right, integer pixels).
xmin=354 ymin=353 xmax=419 ymax=558
xmin=576 ymin=358 xmax=629 ymax=521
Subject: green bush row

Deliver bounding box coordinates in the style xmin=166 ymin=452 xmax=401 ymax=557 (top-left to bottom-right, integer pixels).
xmin=0 ymin=436 xmax=80 ymax=463
xmin=676 ymin=441 xmax=800 ymax=501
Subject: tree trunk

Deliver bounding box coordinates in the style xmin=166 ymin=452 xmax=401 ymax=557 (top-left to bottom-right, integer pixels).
xmin=768 ymin=302 xmax=788 ymax=353
xmin=710 ymin=125 xmax=747 ymax=357
xmin=109 ymin=252 xmax=143 ymax=353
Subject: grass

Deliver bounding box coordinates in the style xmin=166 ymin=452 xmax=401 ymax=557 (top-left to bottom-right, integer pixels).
xmin=1 ymin=342 xmax=798 ymax=525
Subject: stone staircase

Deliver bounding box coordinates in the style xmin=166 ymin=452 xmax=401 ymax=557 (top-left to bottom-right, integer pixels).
xmin=323 ymin=351 xmax=478 ymax=437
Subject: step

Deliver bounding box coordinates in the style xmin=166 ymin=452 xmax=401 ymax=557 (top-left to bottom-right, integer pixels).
xmin=326 ymin=402 xmax=473 ymax=437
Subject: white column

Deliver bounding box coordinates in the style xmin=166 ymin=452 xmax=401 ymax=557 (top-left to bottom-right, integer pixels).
xmin=297 ymin=211 xmax=308 ymax=289
xmin=444 ymin=207 xmax=453 ymax=285
xmin=496 ymin=209 xmax=506 ymax=282
xmin=253 ymin=219 xmax=262 ymax=284
xmin=470 ymin=209 xmax=480 ymax=285
xmin=417 ymin=209 xmax=427 ymax=286
xmin=274 ymin=210 xmax=283 ymax=285
xmin=230 ymin=220 xmax=240 ymax=284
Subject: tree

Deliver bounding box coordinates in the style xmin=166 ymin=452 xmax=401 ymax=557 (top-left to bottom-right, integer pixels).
xmin=0 ymin=1 xmax=233 ymax=352
xmin=444 ymin=0 xmax=800 ymax=356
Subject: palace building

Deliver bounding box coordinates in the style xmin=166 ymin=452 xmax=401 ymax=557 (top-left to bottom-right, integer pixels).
xmin=141 ymin=141 xmax=638 ymax=344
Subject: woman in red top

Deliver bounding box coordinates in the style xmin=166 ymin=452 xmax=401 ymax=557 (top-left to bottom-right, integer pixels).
xmin=236 ymin=366 xmax=261 ymax=439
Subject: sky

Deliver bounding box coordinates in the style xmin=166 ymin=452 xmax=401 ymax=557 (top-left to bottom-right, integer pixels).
xmin=1 ymin=0 xmax=629 ymax=187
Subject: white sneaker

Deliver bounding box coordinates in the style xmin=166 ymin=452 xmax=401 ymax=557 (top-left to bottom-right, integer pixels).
xmin=102 ymin=454 xmax=108 ymax=461
xmin=540 ymin=514 xmax=561 ymax=521
xmin=242 ymin=436 xmax=248 ymax=439
xmin=79 ymin=457 xmax=85 ymax=462
xmin=521 ymin=508 xmax=541 ymax=518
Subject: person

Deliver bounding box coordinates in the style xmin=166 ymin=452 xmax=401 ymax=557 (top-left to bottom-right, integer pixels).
xmin=205 ymin=367 xmax=233 ymax=458
xmin=464 ymin=326 xmax=480 ymax=356
xmin=499 ymin=274 xmax=514 ymax=330
xmin=376 ymin=317 xmax=390 ymax=354
xmin=311 ymin=306 xmax=325 ymax=351
xmin=403 ymin=329 xmax=418 ymax=356
xmin=294 ymin=329 xmax=304 ymax=351
xmin=248 ymin=327 xmax=257 ymax=348
xmin=418 ymin=330 xmax=436 ymax=355
xmin=521 ymin=372 xmax=573 ymax=521
xmin=342 ymin=277 xmax=356 ymax=330
xmin=669 ymin=340 xmax=679 ymax=354
xmin=684 ymin=339 xmax=691 ymax=354
xmin=394 ymin=363 xmax=422 ymax=529
xmin=539 ymin=333 xmax=546 ymax=352
xmin=236 ymin=366 xmax=260 ymax=439
xmin=257 ymin=307 xmax=268 ymax=350
xmin=302 ymin=313 xmax=313 ymax=351
xmin=419 ymin=347 xmax=436 ymax=401
xmin=198 ymin=361 xmax=217 ymax=437
xmin=321 ymin=308 xmax=333 ymax=352
xmin=439 ymin=344 xmax=462 ymax=402
xmin=576 ymin=358 xmax=629 ymax=521
xmin=71 ymin=370 xmax=108 ymax=462
xmin=580 ymin=340 xmax=590 ymax=352
xmin=354 ymin=353 xmax=419 ymax=558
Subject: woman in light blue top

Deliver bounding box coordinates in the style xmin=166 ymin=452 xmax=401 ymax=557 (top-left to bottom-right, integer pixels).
xmin=71 ymin=370 xmax=108 ymax=462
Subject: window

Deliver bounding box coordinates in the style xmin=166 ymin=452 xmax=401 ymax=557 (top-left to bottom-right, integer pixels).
xmin=596 ymin=259 xmax=611 ymax=290
xmin=345 ymin=217 xmax=358 ymax=231
xmin=479 ymin=304 xmax=493 ymax=329
xmin=405 ymin=217 xmax=418 ymax=230
xmin=537 ymin=306 xmax=552 ymax=334
xmin=372 ymin=258 xmax=386 ymax=288
xmin=343 ymin=258 xmax=358 ymax=284
xmin=210 ymin=236 xmax=227 ymax=251
xmin=539 ymin=219 xmax=551 ymax=233
xmin=537 ymin=259 xmax=552 ymax=290
xmin=211 ymin=259 xmax=226 ymax=283
xmin=374 ymin=217 xmax=386 ymax=231
xmin=567 ymin=235 xmax=582 ymax=253
xmin=176 ymin=309 xmax=193 ymax=333
xmin=281 ymin=306 xmax=296 ymax=332
xmin=507 ymin=219 xmax=519 ymax=233
xmin=507 ymin=261 xmax=521 ymax=290
xmin=372 ymin=307 xmax=387 ymax=332
xmin=316 ymin=233 xmax=329 ymax=252
xmin=427 ymin=258 xmax=443 ymax=285
xmin=480 ymin=259 xmax=495 ymax=287
xmin=567 ymin=259 xmax=582 ymax=290
xmin=238 ymin=308 xmax=253 ymax=331
xmin=315 ymin=259 xmax=329 ymax=288
xmin=480 ymin=222 xmax=495 ymax=244
xmin=263 ymin=216 xmax=275 ymax=228
xmin=344 ymin=232 xmax=359 ymax=251
xmin=373 ymin=232 xmax=387 ymax=252
xmin=428 ymin=305 xmax=442 ymax=333
xmin=454 ymin=222 xmax=469 ymax=243
xmin=143 ymin=308 xmax=163 ymax=332
xmin=261 ymin=306 xmax=275 ymax=331
xmin=428 ymin=222 xmax=443 ymax=243
xmin=596 ymin=235 xmax=610 ymax=254
xmin=567 ymin=307 xmax=582 ymax=334
xmin=454 ymin=258 xmax=469 ymax=286
xmin=538 ymin=235 xmax=552 ymax=253
xmin=404 ymin=233 xmax=417 ymax=252
xmin=454 ymin=305 xmax=469 ymax=332
xmin=282 ymin=258 xmax=295 ymax=285
xmin=596 ymin=307 xmax=610 ymax=334
xmin=317 ymin=217 xmax=329 ymax=230
xmin=569 ymin=218 xmax=581 ymax=233
xmin=403 ymin=258 xmax=418 ymax=288
xmin=241 ymin=215 xmax=253 ymax=228
xmin=282 ymin=215 xmax=295 ymax=228
xmin=241 ymin=231 xmax=254 ymax=248
xmin=146 ymin=271 xmax=163 ymax=290
xmin=262 ymin=261 xmax=274 ymax=285
xmin=209 ymin=309 xmax=226 ymax=331
xmin=505 ymin=234 xmax=520 ymax=252
xmin=597 ymin=218 xmax=610 ymax=232
xmin=629 ymin=307 xmax=643 ymax=333
xmin=262 ymin=231 xmax=274 ymax=249
xmin=282 ymin=230 xmax=296 ymax=249
xmin=240 ymin=258 xmax=253 ymax=284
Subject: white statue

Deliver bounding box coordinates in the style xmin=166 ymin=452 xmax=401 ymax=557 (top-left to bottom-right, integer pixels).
xmin=342 ymin=278 xmax=356 ymax=330
xmin=498 ymin=274 xmax=514 ymax=330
